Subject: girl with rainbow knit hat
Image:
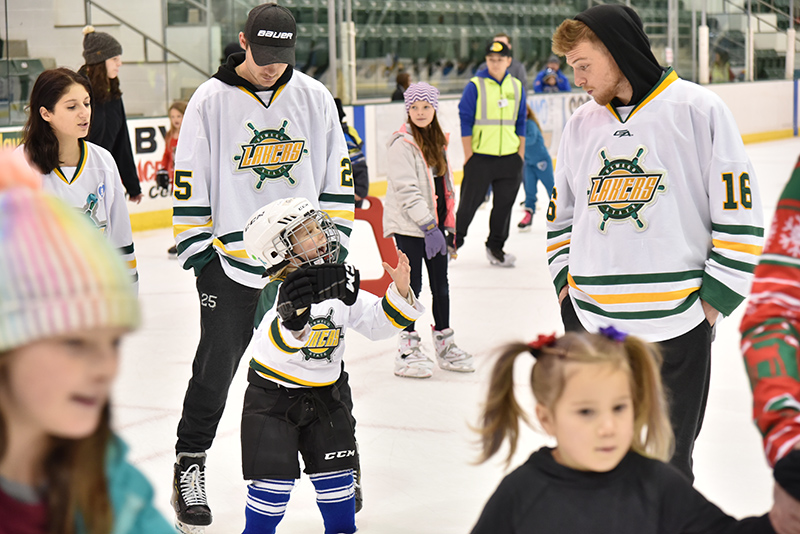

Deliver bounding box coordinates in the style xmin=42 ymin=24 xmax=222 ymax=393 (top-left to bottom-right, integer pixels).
xmin=0 ymin=151 xmax=174 ymax=533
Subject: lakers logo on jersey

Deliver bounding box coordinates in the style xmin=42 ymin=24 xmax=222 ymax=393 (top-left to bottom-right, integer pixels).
xmin=82 ymin=186 xmax=107 ymax=232
xmin=301 ymin=309 xmax=343 ymax=362
xmin=587 ymin=146 xmax=666 ymax=233
xmin=234 ymin=120 xmax=309 ymax=190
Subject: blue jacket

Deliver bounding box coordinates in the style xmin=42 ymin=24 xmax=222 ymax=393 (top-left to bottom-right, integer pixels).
xmin=78 ymin=435 xmax=176 ymax=534
xmin=525 ymin=119 xmax=551 ymax=167
xmin=532 ymin=68 xmax=571 ymax=93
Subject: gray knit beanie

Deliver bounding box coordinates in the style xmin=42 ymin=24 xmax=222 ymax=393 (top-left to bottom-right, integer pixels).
xmin=82 ymin=26 xmax=122 ymax=65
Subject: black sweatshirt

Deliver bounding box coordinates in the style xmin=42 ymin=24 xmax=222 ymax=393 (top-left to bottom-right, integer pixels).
xmin=86 ymin=96 xmax=141 ymax=198
xmin=471 ymin=448 xmax=775 ymax=534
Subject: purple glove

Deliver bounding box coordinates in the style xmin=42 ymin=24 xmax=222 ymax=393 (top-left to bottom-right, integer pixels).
xmin=419 ymin=220 xmax=447 ymax=259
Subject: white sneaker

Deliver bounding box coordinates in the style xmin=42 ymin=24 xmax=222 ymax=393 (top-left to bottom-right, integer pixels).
xmin=486 ymin=247 xmax=516 ymax=268
xmin=432 ymin=328 xmax=474 ymax=372
xmin=394 ymin=331 xmax=434 ymax=378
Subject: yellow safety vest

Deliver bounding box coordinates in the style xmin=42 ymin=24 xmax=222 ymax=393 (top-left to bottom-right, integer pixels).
xmin=471 ymin=73 xmax=522 ymax=156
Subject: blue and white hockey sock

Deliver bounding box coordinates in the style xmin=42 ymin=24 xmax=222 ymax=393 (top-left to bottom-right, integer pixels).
xmin=242 ymin=478 xmax=295 ymax=534
xmin=309 ymin=469 xmax=356 ymax=534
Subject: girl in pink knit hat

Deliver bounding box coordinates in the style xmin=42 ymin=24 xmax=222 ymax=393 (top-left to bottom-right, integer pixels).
xmin=382 ymin=82 xmax=474 ymax=378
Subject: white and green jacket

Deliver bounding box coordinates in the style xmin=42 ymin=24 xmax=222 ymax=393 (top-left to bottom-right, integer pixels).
xmin=546 ymin=69 xmax=764 ymax=342
xmin=173 ymin=57 xmax=354 ymax=288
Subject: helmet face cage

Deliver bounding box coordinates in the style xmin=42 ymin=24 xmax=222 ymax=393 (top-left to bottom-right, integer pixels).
xmin=278 ymin=210 xmax=340 ymax=268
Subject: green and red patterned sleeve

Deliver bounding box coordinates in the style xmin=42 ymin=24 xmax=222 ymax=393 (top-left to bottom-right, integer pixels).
xmin=740 ymin=156 xmax=800 ymax=466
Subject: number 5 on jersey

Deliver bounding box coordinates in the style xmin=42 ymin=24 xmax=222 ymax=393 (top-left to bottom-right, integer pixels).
xmin=174 ymin=170 xmax=193 ymax=200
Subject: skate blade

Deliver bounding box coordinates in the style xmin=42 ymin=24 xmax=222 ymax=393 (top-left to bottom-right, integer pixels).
xmin=175 ymin=520 xmax=206 ymax=534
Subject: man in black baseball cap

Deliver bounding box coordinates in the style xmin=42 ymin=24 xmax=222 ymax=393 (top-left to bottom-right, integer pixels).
xmin=243 ymin=3 xmax=297 ymax=67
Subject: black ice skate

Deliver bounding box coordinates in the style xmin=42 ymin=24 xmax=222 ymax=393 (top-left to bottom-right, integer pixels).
xmin=172 ymin=452 xmax=212 ymax=533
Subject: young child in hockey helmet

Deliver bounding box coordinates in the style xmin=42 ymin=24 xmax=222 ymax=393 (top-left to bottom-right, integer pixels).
xmin=243 ymin=197 xmax=341 ymax=276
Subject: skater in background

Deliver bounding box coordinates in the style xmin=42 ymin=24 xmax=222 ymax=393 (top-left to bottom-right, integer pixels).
xmin=517 ymin=104 xmax=553 ymax=231
xmin=156 ymin=100 xmax=187 ymax=256
xmin=239 ymin=197 xmax=423 ymax=534
xmin=0 ymin=150 xmax=173 ymax=534
xmin=21 ymin=67 xmax=138 ymax=288
xmin=383 ymin=82 xmax=474 ymax=379
xmin=471 ymin=329 xmax=780 ymax=534
xmin=79 ymin=26 xmax=142 ymax=203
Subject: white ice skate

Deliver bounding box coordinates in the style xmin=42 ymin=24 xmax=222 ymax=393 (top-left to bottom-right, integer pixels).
xmin=432 ymin=328 xmax=474 ymax=372
xmin=394 ymin=331 xmax=434 ymax=378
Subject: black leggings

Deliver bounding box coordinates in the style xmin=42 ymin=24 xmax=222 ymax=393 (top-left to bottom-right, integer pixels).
xmin=394 ymin=233 xmax=449 ymax=332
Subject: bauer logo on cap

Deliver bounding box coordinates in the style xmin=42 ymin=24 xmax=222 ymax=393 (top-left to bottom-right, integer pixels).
xmin=244 ymin=3 xmax=297 ymax=66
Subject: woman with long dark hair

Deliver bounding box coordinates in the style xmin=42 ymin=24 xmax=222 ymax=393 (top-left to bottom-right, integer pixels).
xmin=21 ymin=67 xmax=138 ymax=288
xmin=382 ymin=82 xmax=473 ymax=378
xmin=78 ymin=26 xmax=142 ymax=203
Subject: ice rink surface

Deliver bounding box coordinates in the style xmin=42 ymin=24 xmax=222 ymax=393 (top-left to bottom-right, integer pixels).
xmin=116 ymin=136 xmax=800 ymax=533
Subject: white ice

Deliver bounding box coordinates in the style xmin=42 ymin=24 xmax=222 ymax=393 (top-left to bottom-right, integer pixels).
xmin=115 ymin=136 xmax=800 ymax=533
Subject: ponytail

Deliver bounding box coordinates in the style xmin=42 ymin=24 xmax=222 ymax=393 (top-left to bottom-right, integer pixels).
xmin=624 ymin=336 xmax=674 ymax=462
xmin=475 ymin=342 xmax=533 ymax=465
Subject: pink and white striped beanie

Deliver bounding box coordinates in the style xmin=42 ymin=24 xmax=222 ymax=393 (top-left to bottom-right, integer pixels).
xmin=0 ymin=153 xmax=139 ymax=351
xmin=404 ymin=82 xmax=440 ymax=114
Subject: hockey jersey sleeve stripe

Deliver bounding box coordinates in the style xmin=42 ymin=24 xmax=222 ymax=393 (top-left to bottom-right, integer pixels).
xmin=546 ymin=239 xmax=570 ymax=253
xmin=174 ymin=220 xmax=213 ymax=237
xmin=183 ymin=247 xmax=217 ymax=275
xmin=699 ymin=273 xmax=745 ymax=315
xmin=568 ymin=274 xmax=699 ymax=304
xmin=712 ymin=239 xmax=763 ymax=256
xmin=548 ymin=247 xmax=569 ymax=265
xmin=324 ymin=209 xmax=355 ymax=222
xmin=268 ymin=317 xmax=303 ymax=354
xmin=554 ymin=266 xmax=568 ymax=293
xmin=571 ymin=269 xmax=705 ymax=285
xmin=176 ymin=232 xmax=212 ymax=255
xmin=174 ymin=206 xmax=212 ymax=217
xmin=118 ymin=244 xmax=135 ymax=255
xmin=381 ymin=296 xmax=414 ymax=328
xmin=320 ymin=193 xmax=355 ymax=204
xmin=547 ymin=225 xmax=572 ymax=239
xmin=221 ymin=254 xmax=266 ymax=275
xmin=335 ymin=224 xmax=352 ymax=237
xmin=709 ymin=250 xmax=756 ymax=274
xmin=213 ymin=238 xmax=249 ymax=259
xmin=575 ymin=291 xmax=700 ymax=320
xmin=712 ymin=223 xmax=765 ymax=237
xmin=250 ymin=358 xmax=338 ymax=387
xmin=127 ymin=259 xmax=137 ymax=270
xmin=217 ymin=231 xmax=244 ymax=244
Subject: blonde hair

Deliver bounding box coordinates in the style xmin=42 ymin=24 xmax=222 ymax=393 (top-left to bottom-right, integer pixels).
xmin=476 ymin=331 xmax=673 ymax=466
xmin=551 ymin=19 xmax=604 ymax=57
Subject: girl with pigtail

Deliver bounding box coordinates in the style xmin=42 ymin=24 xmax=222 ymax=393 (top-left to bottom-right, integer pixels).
xmin=472 ymin=328 xmax=779 ymax=534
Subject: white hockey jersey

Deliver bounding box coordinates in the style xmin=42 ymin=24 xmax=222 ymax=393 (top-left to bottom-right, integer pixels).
xmin=546 ymin=69 xmax=764 ymax=342
xmin=245 ymin=278 xmax=424 ymax=388
xmin=173 ymin=62 xmax=354 ymax=289
xmin=31 ymin=140 xmax=139 ymax=287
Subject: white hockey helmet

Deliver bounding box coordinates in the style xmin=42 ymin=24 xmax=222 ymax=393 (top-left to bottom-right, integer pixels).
xmin=243 ymin=197 xmax=341 ymax=274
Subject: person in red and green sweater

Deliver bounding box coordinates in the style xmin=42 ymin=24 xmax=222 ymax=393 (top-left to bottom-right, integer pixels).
xmin=741 ymin=155 xmax=800 ymax=532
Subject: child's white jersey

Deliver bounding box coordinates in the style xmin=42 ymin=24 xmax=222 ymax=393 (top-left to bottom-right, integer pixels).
xmin=245 ymin=280 xmax=424 ymax=388
xmin=31 ymin=141 xmax=138 ymax=287
xmin=172 ymin=65 xmax=354 ymax=289
xmin=546 ymin=69 xmax=764 ymax=342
